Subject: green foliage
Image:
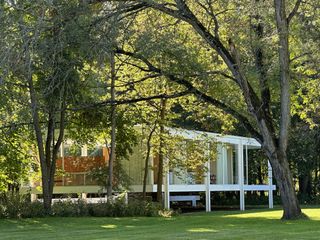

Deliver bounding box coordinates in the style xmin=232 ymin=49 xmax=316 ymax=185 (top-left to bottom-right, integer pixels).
xmin=2 ymin=0 xmax=320 ymax=217
xmin=167 ymin=136 xmax=217 ymax=181
xmin=88 ymin=200 xmax=161 ymax=217
xmin=21 ymin=201 xmax=46 ymax=218
xmin=88 ymin=164 xmax=131 ymax=192
xmin=51 ymin=200 xmax=86 ymax=217
xmin=0 ymin=193 xmax=162 ymax=218
xmin=0 ymin=193 xmax=43 ymax=218
xmin=0 ymin=128 xmax=33 ymax=193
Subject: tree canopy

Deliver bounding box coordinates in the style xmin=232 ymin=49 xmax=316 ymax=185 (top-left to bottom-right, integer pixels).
xmin=1 ymin=0 xmax=320 ymax=220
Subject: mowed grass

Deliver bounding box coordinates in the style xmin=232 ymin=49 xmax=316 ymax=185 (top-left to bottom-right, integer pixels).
xmin=1 ymin=208 xmax=320 ymax=240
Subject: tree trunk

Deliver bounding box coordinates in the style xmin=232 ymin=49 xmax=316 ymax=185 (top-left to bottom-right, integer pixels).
xmin=156 ymin=98 xmax=166 ymax=204
xmin=299 ymin=173 xmax=311 ymax=197
xmin=143 ymin=124 xmax=156 ymax=200
xmin=42 ymin=174 xmax=52 ymax=213
xmin=28 ymin=74 xmax=52 ymax=213
xmin=265 ymin=148 xmax=302 ymax=219
xmin=107 ymin=51 xmax=116 ymax=201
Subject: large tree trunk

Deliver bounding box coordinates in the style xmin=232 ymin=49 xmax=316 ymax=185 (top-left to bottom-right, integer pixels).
xmin=264 ymin=146 xmax=302 ymax=219
xmin=107 ymin=51 xmax=116 ymax=201
xmin=142 ymin=124 xmax=156 ymax=200
xmin=156 ymin=98 xmax=166 ymax=204
xmin=41 ymin=171 xmax=52 ymax=212
xmin=28 ymin=75 xmax=52 ymax=213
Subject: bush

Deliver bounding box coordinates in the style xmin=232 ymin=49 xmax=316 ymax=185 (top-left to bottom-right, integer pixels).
xmin=87 ymin=199 xmax=161 ymax=217
xmin=127 ymin=200 xmax=162 ymax=217
xmin=51 ymin=200 xmax=79 ymax=217
xmin=0 ymin=204 xmax=5 ymax=218
xmin=88 ymin=202 xmax=113 ymax=217
xmin=21 ymin=201 xmax=46 ymax=218
xmin=0 ymin=193 xmax=28 ymax=218
xmin=77 ymin=199 xmax=89 ymax=216
xmin=0 ymin=193 xmax=163 ymax=218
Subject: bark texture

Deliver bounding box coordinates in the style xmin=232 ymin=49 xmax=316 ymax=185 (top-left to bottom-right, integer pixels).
xmin=143 ymin=124 xmax=156 ymax=200
xmin=156 ymin=98 xmax=166 ymax=204
xmin=107 ymin=51 xmax=116 ymax=201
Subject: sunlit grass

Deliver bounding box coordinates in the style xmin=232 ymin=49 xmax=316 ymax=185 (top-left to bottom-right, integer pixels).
xmin=187 ymin=228 xmax=218 ymax=233
xmin=1 ymin=207 xmax=320 ymax=240
xmin=101 ymin=224 xmax=117 ymax=229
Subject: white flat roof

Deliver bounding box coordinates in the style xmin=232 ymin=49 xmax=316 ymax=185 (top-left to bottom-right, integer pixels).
xmin=167 ymin=128 xmax=261 ymax=148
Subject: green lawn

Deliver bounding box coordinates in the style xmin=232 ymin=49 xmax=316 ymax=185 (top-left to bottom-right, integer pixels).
xmin=1 ymin=208 xmax=320 ymax=240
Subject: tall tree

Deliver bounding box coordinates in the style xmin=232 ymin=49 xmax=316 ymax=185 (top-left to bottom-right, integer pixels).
xmin=0 ymin=0 xmax=94 ymax=212
xmin=94 ymin=0 xmax=305 ymax=219
xmin=107 ymin=51 xmax=116 ymax=200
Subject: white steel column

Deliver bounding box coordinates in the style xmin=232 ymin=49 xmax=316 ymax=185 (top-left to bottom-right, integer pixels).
xmin=222 ymin=145 xmax=225 ymax=184
xmin=81 ymin=192 xmax=87 ymax=200
xmin=81 ymin=145 xmax=87 ymax=156
xmin=238 ymin=142 xmax=245 ymax=211
xmin=205 ymin=152 xmax=211 ymax=212
xmin=222 ymin=145 xmax=227 ymax=184
xmin=31 ymin=193 xmax=37 ymax=202
xmin=268 ymin=161 xmax=274 ymax=209
xmin=149 ymin=155 xmax=154 ymax=185
xmin=164 ymin=166 xmax=170 ymax=209
xmin=245 ymin=144 xmax=248 ymax=185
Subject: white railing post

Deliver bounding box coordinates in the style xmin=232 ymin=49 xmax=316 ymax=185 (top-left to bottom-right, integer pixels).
xmin=31 ymin=193 xmax=37 ymax=202
xmin=164 ymin=157 xmax=170 ymax=209
xmin=268 ymin=161 xmax=274 ymax=209
xmin=245 ymin=144 xmax=249 ymax=185
xmin=238 ymin=142 xmax=245 ymax=211
xmin=205 ymin=144 xmax=211 ymax=212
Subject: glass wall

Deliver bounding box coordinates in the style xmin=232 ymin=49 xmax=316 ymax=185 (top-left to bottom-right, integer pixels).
xmin=210 ymin=143 xmax=238 ymax=185
xmin=54 ymin=143 xmax=105 ymax=186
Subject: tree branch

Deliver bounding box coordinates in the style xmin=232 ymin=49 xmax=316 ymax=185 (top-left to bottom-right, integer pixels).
xmin=287 ymin=0 xmax=302 ymax=23
xmin=69 ymin=90 xmax=191 ymax=111
xmin=115 ymin=48 xmax=262 ymax=140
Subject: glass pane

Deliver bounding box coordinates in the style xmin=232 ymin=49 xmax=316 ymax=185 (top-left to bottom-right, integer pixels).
xmin=64 ymin=144 xmax=81 ymax=157
xmin=64 ymin=173 xmax=85 ymax=186
xmin=88 ymin=146 xmax=103 ymax=157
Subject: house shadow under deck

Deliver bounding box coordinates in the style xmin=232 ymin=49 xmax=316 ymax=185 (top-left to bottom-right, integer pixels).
xmin=164 ymin=183 xmax=276 ymax=212
xmin=169 ymin=190 xmax=277 ymax=213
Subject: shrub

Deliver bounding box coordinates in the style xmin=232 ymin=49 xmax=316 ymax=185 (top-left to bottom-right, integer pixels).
xmin=0 ymin=204 xmax=5 ymax=218
xmin=0 ymin=193 xmax=164 ymax=218
xmin=128 ymin=200 xmax=162 ymax=217
xmin=0 ymin=193 xmax=28 ymax=218
xmin=88 ymin=202 xmax=113 ymax=217
xmin=77 ymin=199 xmax=89 ymax=216
xmin=51 ymin=200 xmax=80 ymax=217
xmin=21 ymin=201 xmax=46 ymax=218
